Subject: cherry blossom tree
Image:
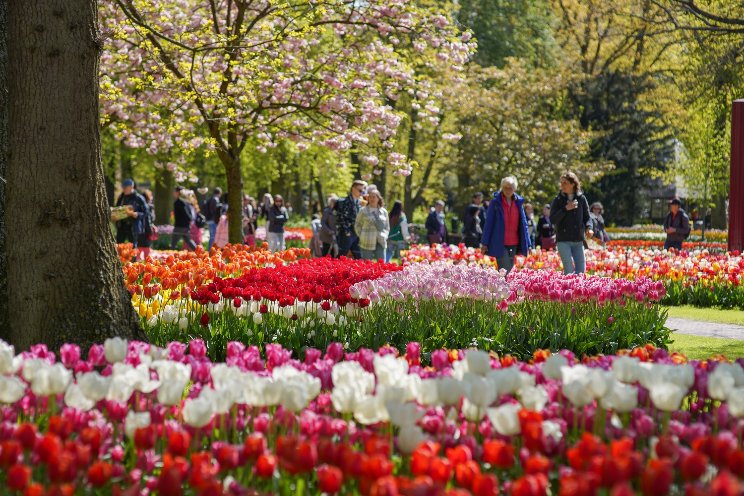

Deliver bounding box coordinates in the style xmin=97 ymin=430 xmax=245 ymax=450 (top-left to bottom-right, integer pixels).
xmin=101 ymin=0 xmax=471 ymax=242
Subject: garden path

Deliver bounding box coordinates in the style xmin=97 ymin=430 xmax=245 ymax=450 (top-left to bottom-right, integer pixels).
xmin=668 ymin=317 xmax=744 ymax=341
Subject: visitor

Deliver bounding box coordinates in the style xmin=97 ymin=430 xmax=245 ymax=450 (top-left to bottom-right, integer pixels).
xmin=260 ymin=193 xmax=273 ymax=219
xmin=355 ymin=190 xmax=389 ymax=261
xmin=267 ymin=194 xmax=289 ymax=252
xmin=242 ymin=195 xmax=257 ymax=246
xmin=663 ymin=197 xmax=691 ymax=251
xmin=524 ymin=203 xmax=537 ymax=248
xmin=425 ymin=200 xmax=447 ymax=245
xmin=480 ymin=176 xmax=531 ymax=274
xmin=319 ymin=194 xmax=338 ymax=257
xmin=335 ymin=179 xmax=367 ymax=259
xmin=204 ymin=187 xmax=222 ymax=250
xmin=536 ymin=204 xmax=556 ymax=250
xmin=114 ymin=178 xmax=148 ymax=248
xmin=550 ymin=172 xmax=592 ymax=274
xmin=136 ymin=188 xmax=156 ymax=260
xmin=463 ymin=192 xmax=487 ymax=235
xmin=214 ymin=191 xmax=230 ymax=249
xmin=386 ymin=200 xmax=410 ymax=262
xmin=171 ymin=186 xmax=197 ymax=251
xmin=184 ymin=190 xmax=204 ymax=249
xmin=462 ymin=204 xmax=483 ymax=249
xmin=310 ymin=214 xmax=323 ymax=257
xmin=589 ymin=202 xmax=609 ymax=246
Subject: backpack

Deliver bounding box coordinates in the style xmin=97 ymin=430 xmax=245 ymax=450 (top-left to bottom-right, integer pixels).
xmin=195 ymin=212 xmax=207 ymax=228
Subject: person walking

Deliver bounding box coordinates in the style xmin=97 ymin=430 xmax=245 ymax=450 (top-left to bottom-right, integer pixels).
xmin=480 ymin=176 xmax=531 ymax=274
xmin=425 ymin=200 xmax=448 ymax=245
xmin=355 ymin=190 xmax=389 ymax=261
xmin=463 ymin=192 xmax=487 ymax=234
xmin=204 ymin=188 xmax=222 ymax=250
xmin=524 ymin=203 xmax=537 ymax=248
xmin=550 ymin=172 xmax=592 ymax=274
xmin=267 ymin=195 xmax=289 ymax=252
xmin=589 ymin=202 xmax=610 ymax=246
xmin=136 ymin=189 xmax=156 ymax=259
xmin=183 ymin=190 xmax=204 ymax=249
xmin=462 ymin=204 xmax=483 ymax=248
xmin=242 ymin=195 xmax=257 ymax=246
xmin=171 ymin=186 xmax=197 ymax=251
xmin=334 ymin=180 xmax=367 ymax=259
xmin=319 ymin=194 xmax=338 ymax=257
xmin=386 ymin=200 xmax=410 ymax=262
xmin=114 ymin=178 xmax=149 ymax=248
xmin=535 ymin=204 xmax=556 ymax=250
xmin=663 ymin=197 xmax=691 ymax=251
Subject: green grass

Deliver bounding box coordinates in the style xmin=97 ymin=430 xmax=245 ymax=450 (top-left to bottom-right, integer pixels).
xmin=665 ymin=305 xmax=744 ymax=326
xmin=669 ymin=333 xmax=744 ymax=360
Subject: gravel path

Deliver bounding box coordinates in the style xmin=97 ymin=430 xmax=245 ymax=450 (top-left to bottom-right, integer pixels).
xmin=667 ymin=317 xmax=744 ymax=341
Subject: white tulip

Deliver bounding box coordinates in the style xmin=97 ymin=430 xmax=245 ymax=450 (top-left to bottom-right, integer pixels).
xmin=437 ymin=376 xmax=464 ymax=406
xmin=325 ymin=313 xmax=336 ymax=326
xmin=386 ymin=401 xmax=423 ymax=428
xmin=562 ymin=380 xmax=594 ymax=407
xmin=587 ymin=370 xmax=613 ymax=399
xmin=331 ymin=384 xmax=359 ymax=413
xmin=153 ymin=360 xmax=192 ymax=383
xmin=709 ymin=367 xmax=736 ymax=401
xmin=280 ymin=382 xmax=311 ymax=412
xmin=415 ymin=379 xmax=440 ymax=406
xmin=332 ymin=361 xmax=375 ymax=395
xmin=374 ymin=354 xmax=409 ymax=387
xmin=398 ymin=425 xmax=427 ymax=454
xmin=182 ymin=396 xmax=214 ymax=427
xmin=0 ymin=376 xmax=25 ymax=403
xmin=487 ymin=367 xmax=521 ymax=397
xmin=252 ymin=313 xmax=263 ymax=325
xmin=463 ymin=372 xmax=497 ymax=408
xmin=519 ymin=385 xmax=548 ymax=412
xmin=31 ymin=363 xmax=71 ymax=397
xmin=600 ymin=381 xmax=638 ymax=413
xmin=487 ymin=402 xmax=521 ymax=436
xmin=158 ymin=379 xmax=188 ymax=406
xmin=22 ymin=358 xmax=46 ymax=382
xmin=125 ymin=411 xmax=151 ymax=438
xmin=451 ymin=358 xmax=468 ymax=380
xmin=465 ymin=350 xmax=491 ymax=376
xmin=200 ymin=386 xmax=235 ymax=415
xmin=77 ymin=372 xmax=111 ymax=402
xmin=727 ymin=387 xmax=744 ymax=417
xmin=0 ymin=340 xmax=15 ymax=374
xmin=104 ymin=337 xmax=128 ymax=363
xmin=178 ymin=317 xmax=189 ymax=330
xmin=542 ymin=354 xmax=568 ymax=380
xmin=612 ymin=356 xmax=640 ymax=383
xmin=64 ymin=384 xmax=95 ymax=411
xmin=542 ymin=420 xmax=563 ymax=443
xmin=354 ymin=395 xmax=388 ymax=425
xmin=649 ymin=382 xmax=687 ymax=412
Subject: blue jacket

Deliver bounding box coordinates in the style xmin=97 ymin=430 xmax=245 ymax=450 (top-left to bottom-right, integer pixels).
xmin=480 ymin=192 xmax=531 ymax=258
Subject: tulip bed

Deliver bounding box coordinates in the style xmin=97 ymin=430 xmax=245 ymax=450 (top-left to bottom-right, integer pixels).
xmin=3 ymin=338 xmax=744 ymax=495
xmin=129 ymin=251 xmax=669 ymax=360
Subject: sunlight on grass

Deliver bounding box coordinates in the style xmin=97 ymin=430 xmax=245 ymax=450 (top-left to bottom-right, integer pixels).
xmin=665 ymin=305 xmax=744 ymax=326
xmin=670 ymin=333 xmax=744 ymax=360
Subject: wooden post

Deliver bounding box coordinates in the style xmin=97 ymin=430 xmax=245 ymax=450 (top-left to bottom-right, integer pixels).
xmin=730 ymin=100 xmax=744 ymax=252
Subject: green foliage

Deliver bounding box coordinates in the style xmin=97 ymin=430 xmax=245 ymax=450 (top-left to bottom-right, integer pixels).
xmin=145 ymin=298 xmax=669 ymax=361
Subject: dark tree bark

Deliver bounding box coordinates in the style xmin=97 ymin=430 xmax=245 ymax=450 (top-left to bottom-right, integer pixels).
xmin=154 ymin=168 xmax=174 ymax=227
xmin=5 ymin=0 xmax=142 ymax=349
xmin=0 ymin=0 xmax=8 ymax=340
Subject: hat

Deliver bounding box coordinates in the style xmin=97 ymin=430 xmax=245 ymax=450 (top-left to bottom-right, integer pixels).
xmin=435 ymin=200 xmax=445 ymax=207
xmin=668 ymin=197 xmax=682 ymax=206
xmin=122 ymin=179 xmax=135 ymax=187
xmin=175 ymin=186 xmax=184 ymax=192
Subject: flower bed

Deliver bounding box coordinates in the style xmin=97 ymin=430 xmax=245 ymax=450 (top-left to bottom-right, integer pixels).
xmin=137 ymin=259 xmax=669 ymax=360
xmin=607 ymin=240 xmax=728 ymax=251
xmin=2 ymin=338 xmax=744 ymax=494
xmin=401 ymin=243 xmax=497 ymax=267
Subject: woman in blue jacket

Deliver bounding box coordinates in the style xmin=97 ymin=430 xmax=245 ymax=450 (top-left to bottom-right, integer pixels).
xmin=480 ymin=176 xmax=531 ymax=274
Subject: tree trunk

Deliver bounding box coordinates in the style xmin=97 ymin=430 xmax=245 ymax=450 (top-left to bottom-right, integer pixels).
xmin=403 ymin=108 xmax=418 ymax=220
xmin=5 ymin=0 xmax=142 ymax=349
xmin=0 ymin=0 xmax=8 ymax=340
xmin=225 ymin=158 xmax=244 ymax=244
xmin=154 ymin=167 xmax=174 ymax=226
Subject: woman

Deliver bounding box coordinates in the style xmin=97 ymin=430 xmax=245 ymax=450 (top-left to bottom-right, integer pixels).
xmin=462 ymin=204 xmax=483 ymax=248
xmin=425 ymin=200 xmax=447 ymax=244
xmin=214 ymin=191 xmax=230 ymax=249
xmin=354 ymin=190 xmax=389 ymax=261
xmin=135 ymin=189 xmax=156 ymax=260
xmin=242 ymin=195 xmax=257 ymax=246
xmin=386 ymin=200 xmax=410 ymax=262
xmin=524 ymin=203 xmax=536 ymax=248
xmin=535 ymin=204 xmax=556 ymax=250
xmin=589 ymin=202 xmax=609 ymax=246
xmin=319 ymin=194 xmax=338 ymax=257
xmin=480 ymin=176 xmax=531 ymax=274
xmin=183 ymin=190 xmax=203 ymax=249
xmin=267 ymin=195 xmax=289 ymax=252
xmin=550 ymin=172 xmax=593 ymax=274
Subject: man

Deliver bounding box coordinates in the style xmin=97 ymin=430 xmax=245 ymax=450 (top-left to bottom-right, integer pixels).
xmin=267 ymin=195 xmax=289 ymax=252
xmin=171 ymin=186 xmax=197 ymax=251
xmin=663 ymin=197 xmax=691 ymax=251
xmin=463 ymin=192 xmax=487 ymax=234
xmin=334 ymin=179 xmax=367 ymax=258
xmin=114 ymin=178 xmax=148 ymax=247
xmin=204 ymin=187 xmax=222 ymax=249
xmin=425 ymin=200 xmax=448 ymax=244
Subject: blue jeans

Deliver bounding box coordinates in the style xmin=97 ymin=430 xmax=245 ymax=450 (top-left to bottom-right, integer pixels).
xmin=557 ymin=241 xmax=586 ymax=274
xmin=337 ymin=232 xmax=361 ymax=259
xmin=361 ymin=245 xmax=385 ymax=261
xmin=497 ymin=245 xmax=518 ymax=274
xmin=385 ymin=240 xmax=405 ymax=262
xmin=207 ymin=221 xmax=218 ymax=250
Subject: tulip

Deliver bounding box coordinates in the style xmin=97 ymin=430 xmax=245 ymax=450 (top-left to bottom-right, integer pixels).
xmin=7 ymin=463 xmax=31 ymax=491
xmin=104 ymin=337 xmax=127 ymax=363
xmin=124 ymin=411 xmax=151 ymax=439
xmin=0 ymin=376 xmax=25 ymax=404
xmin=317 ymin=464 xmax=344 ymax=494
xmin=487 ymin=403 xmax=521 ymax=436
xmin=0 ymin=340 xmax=15 ymax=374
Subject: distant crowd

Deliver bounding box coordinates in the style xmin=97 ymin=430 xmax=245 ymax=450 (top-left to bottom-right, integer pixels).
xmin=112 ymin=172 xmax=692 ymax=271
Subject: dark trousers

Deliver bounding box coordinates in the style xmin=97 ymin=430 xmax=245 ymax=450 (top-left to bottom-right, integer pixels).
xmin=336 ymin=233 xmax=361 ymax=259
xmin=664 ymin=239 xmax=683 ymax=251
xmin=321 ymin=242 xmax=335 ymax=257
xmin=116 ymin=226 xmax=137 ymax=247
xmin=171 ymin=226 xmax=197 ymax=251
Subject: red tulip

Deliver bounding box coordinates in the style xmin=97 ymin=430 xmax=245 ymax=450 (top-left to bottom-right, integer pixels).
xmin=429 ymin=457 xmax=453 ymax=484
xmin=0 ymin=440 xmax=22 ymax=467
xmin=369 ymin=476 xmax=399 ymax=496
xmin=256 ymin=453 xmax=277 ymax=479
xmin=640 ymin=459 xmax=673 ymax=496
xmin=710 ymin=471 xmax=741 ymax=496
xmin=511 ymin=474 xmax=549 ymax=496
xmin=167 ymin=430 xmax=191 ymax=457
xmin=199 ymin=312 xmax=210 ymax=326
xmin=727 ymin=449 xmax=744 ymax=477
xmin=215 ymin=445 xmax=239 ymax=471
xmin=37 ymin=434 xmax=62 ymax=464
xmin=317 ymin=464 xmax=344 ymax=494
xmin=680 ymin=451 xmax=708 ymax=481
xmin=472 ymin=473 xmax=499 ymax=496
xmin=134 ymin=425 xmax=157 ymax=451
xmin=80 ymin=427 xmax=103 ymax=456
xmin=482 ymin=439 xmax=514 ymax=469
xmin=88 ymin=461 xmax=113 ymax=488
xmin=158 ymin=466 xmax=184 ymax=496
xmin=447 ymin=445 xmax=473 ymax=465
xmin=455 ymin=460 xmax=481 ymax=490
xmin=243 ymin=433 xmax=266 ymax=460
xmin=48 ymin=416 xmax=73 ymax=440
xmin=7 ymin=463 xmax=31 ymax=491
xmin=15 ymin=423 xmax=37 ymax=451
xmin=23 ymin=483 xmax=44 ymax=496
xmin=525 ymin=455 xmax=551 ymax=475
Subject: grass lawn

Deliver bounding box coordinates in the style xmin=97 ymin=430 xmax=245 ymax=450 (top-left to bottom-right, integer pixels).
xmin=665 ymin=305 xmax=744 ymax=326
xmin=669 ymin=333 xmax=744 ymax=360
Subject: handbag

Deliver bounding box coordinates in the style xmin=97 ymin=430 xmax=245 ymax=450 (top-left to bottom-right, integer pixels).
xmin=147 ymin=224 xmax=159 ymax=241
xmin=195 ymin=213 xmax=207 ymax=228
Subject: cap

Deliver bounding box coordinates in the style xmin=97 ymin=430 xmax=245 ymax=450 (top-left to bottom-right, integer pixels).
xmin=122 ymin=179 xmax=135 ymax=187
xmin=668 ymin=197 xmax=682 ymax=206
xmin=435 ymin=200 xmax=445 ymax=207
